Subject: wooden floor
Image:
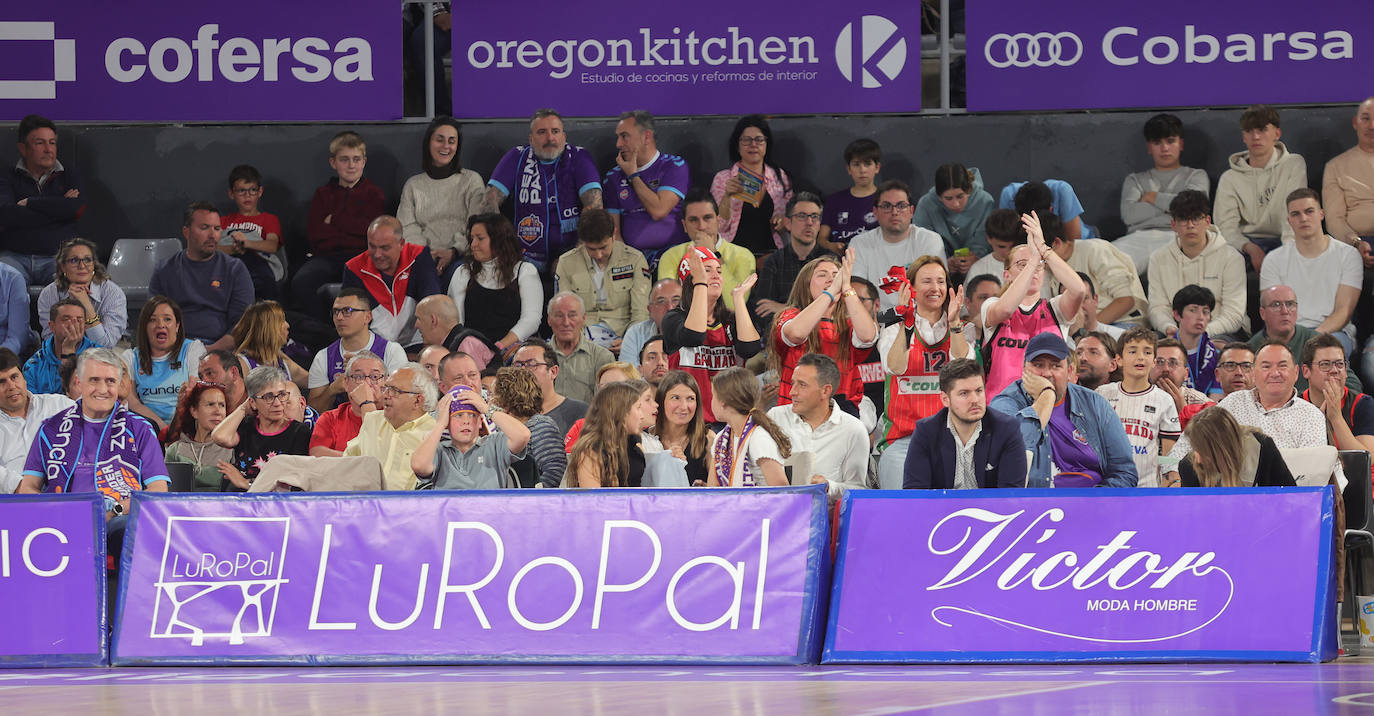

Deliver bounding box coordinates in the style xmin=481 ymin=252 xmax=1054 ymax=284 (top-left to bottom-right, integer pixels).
xmin=6 ymin=661 xmax=1374 ymax=714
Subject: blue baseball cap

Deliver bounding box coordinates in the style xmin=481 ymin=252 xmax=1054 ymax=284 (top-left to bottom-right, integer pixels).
xmin=1024 ymin=333 xmax=1071 ymax=362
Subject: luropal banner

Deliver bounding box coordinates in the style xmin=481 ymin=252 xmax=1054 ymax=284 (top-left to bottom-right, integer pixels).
xmin=113 ymin=488 xmax=829 ymax=665
xmin=449 ymin=3 xmax=922 ymax=118
xmin=966 ymin=1 xmax=1364 ymax=111
xmin=824 ymin=488 xmax=1337 ymax=663
xmin=0 ymin=3 xmax=400 ymax=121
xmin=0 ymin=494 xmax=107 ymax=666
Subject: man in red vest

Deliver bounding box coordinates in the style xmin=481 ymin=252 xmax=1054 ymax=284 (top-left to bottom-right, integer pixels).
xmin=342 ymin=215 xmax=440 ymax=345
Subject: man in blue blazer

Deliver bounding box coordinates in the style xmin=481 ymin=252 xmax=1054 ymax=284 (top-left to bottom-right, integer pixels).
xmin=904 ymin=358 xmax=1028 ymax=489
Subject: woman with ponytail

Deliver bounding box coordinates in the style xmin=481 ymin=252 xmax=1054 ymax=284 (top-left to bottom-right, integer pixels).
xmin=913 ymin=162 xmax=995 ymax=280
xmin=709 ymin=367 xmax=792 ymax=487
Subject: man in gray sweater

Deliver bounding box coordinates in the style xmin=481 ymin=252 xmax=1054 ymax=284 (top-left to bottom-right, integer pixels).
xmin=1114 ymin=113 xmax=1209 ymax=275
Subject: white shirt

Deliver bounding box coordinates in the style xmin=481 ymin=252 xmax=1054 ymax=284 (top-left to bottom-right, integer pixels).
xmin=1095 ymin=382 xmax=1181 ymax=488
xmin=0 ymin=392 xmax=75 ymax=493
xmin=1259 ymin=235 xmax=1362 ymax=338
xmin=964 ymin=252 xmax=1005 ymax=288
xmin=448 ymin=259 xmax=545 ymax=343
xmin=307 ymin=333 xmax=409 ymax=389
xmin=767 ymin=401 xmax=871 ymax=499
xmin=849 ymin=225 xmax=948 ymax=312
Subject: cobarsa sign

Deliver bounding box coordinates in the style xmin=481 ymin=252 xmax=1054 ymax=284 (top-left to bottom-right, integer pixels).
xmin=103 ymin=24 xmax=374 ymax=83
xmin=985 ymin=24 xmax=1353 ymax=68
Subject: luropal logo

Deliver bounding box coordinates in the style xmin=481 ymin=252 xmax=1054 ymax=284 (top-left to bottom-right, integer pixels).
xmin=151 ymin=516 xmax=291 ymax=646
xmin=0 ymin=22 xmax=76 ymax=100
xmin=835 ymin=16 xmax=908 ymax=88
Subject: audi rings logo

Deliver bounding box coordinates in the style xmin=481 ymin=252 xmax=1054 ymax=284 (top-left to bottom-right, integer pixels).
xmin=984 ymin=32 xmax=1083 ymax=68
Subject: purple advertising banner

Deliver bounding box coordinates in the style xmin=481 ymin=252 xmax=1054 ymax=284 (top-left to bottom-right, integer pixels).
xmin=0 ymin=494 xmax=106 ymax=666
xmin=0 ymin=3 xmax=400 ymax=121
xmin=967 ymin=1 xmax=1365 ymax=111
xmin=450 ymin=3 xmax=922 ymax=117
xmin=113 ymin=488 xmax=828 ymax=665
xmin=824 ymin=488 xmax=1337 ymax=663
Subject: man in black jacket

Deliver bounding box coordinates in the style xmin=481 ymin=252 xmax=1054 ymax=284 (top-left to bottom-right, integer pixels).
xmin=903 ymin=358 xmax=1028 ymax=489
xmin=0 ymin=115 xmax=84 ymax=284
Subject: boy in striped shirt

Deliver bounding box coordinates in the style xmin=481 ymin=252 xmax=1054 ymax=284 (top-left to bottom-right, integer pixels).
xmin=1095 ymin=327 xmax=1181 ymax=487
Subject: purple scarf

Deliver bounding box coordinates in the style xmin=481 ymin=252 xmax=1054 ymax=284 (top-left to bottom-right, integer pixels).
xmin=36 ymin=401 xmax=146 ymax=499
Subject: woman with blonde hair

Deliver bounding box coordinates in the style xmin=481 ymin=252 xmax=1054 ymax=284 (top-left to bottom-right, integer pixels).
xmin=1178 ymin=407 xmax=1295 ymax=487
xmin=232 ymin=301 xmax=308 ymax=387
xmin=710 ymin=367 xmax=791 ymax=487
xmin=37 ymin=237 xmax=127 ymax=347
xmin=873 ymin=254 xmax=972 ymax=489
xmin=567 ymin=382 xmax=648 ymax=488
xmin=769 ymin=248 xmax=876 ymax=410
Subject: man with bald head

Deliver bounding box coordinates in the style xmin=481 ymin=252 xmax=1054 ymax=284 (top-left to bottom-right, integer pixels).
xmin=418 ymin=345 xmax=447 ymax=382
xmin=413 ymin=294 xmax=495 ymax=368
xmin=342 ymin=215 xmax=441 ymax=343
xmin=547 ymin=291 xmax=613 ymax=403
xmin=1248 ymin=285 xmax=1361 ymax=393
xmin=1322 ymin=98 xmax=1374 ymax=265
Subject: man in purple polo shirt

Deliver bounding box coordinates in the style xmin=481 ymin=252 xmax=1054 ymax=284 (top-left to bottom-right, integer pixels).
xmin=603 ymin=110 xmax=691 ymax=265
xmin=482 ymin=109 xmax=603 ymax=277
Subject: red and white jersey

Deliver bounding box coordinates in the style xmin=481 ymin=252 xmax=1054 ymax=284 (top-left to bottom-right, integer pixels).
xmin=669 ymin=322 xmax=742 ymax=424
xmin=772 ymin=308 xmax=870 ymax=405
xmin=982 ymin=295 xmax=1071 ymax=398
xmin=877 ymin=333 xmax=952 ymax=450
xmin=1095 ymin=382 xmax=1181 ymax=488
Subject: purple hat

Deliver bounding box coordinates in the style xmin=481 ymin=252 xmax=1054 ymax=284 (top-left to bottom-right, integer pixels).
xmin=1024 ymin=333 xmax=1071 ymax=362
xmin=447 ymin=386 xmax=478 ymax=415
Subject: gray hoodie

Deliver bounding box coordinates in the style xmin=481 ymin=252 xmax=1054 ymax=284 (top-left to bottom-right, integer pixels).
xmin=1213 ymin=141 xmax=1307 ymax=249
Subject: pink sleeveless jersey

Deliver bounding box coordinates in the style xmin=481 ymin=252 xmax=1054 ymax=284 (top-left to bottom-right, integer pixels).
xmin=984 ymin=298 xmax=1065 ymax=397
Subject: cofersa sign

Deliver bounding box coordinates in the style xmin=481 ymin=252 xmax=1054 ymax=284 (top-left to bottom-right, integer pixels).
xmin=967 ymin=0 xmax=1363 ymax=111
xmin=0 ymin=4 xmax=399 ymax=121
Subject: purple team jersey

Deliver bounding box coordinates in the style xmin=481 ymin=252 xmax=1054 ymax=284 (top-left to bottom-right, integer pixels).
xmin=1047 ymin=401 xmax=1103 ymax=488
xmin=603 ymin=152 xmax=690 ymax=256
xmin=488 ymin=144 xmax=601 ymax=271
xmin=822 ymin=189 xmax=878 ymax=246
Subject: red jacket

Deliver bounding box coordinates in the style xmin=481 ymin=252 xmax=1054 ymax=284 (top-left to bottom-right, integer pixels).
xmin=306 ymin=177 xmax=385 ymax=257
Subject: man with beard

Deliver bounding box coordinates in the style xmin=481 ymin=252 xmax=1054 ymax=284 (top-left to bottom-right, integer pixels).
xmin=482 ymin=109 xmax=602 ymax=278
xmin=904 ymin=358 xmax=1026 ymax=489
xmin=1075 ymin=330 xmax=1120 ymax=391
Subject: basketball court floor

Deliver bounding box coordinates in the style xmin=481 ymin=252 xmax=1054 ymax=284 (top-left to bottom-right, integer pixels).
xmin=5 ymin=661 xmax=1374 ymax=714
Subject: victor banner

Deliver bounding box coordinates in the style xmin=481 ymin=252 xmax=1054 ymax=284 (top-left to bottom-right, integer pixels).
xmin=966 ymin=1 xmax=1365 ymax=111
xmin=0 ymin=494 xmax=107 ymax=666
xmin=113 ymin=487 xmax=829 ymax=665
xmin=449 ymin=3 xmax=922 ymax=117
xmin=824 ymin=488 xmax=1337 ymax=663
xmin=0 ymin=2 xmax=399 ymax=121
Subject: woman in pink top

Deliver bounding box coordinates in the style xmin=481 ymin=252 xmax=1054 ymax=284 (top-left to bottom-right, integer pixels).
xmin=981 ymin=211 xmax=1086 ymax=397
xmin=710 ymin=115 xmax=793 ymax=255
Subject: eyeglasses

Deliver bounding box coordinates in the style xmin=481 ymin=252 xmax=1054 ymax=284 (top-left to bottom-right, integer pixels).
xmin=1262 ymin=300 xmax=1299 ymax=312
xmin=513 ymin=360 xmax=548 ymax=369
xmin=650 ymin=296 xmax=681 ymax=307
xmin=876 ymin=202 xmax=912 ymax=212
xmin=332 ymin=307 xmax=367 ymax=317
xmin=381 ymin=385 xmax=420 ymax=396
xmin=347 ymin=373 xmax=385 ymax=383
xmin=1217 ymin=361 xmax=1253 ymax=371
xmin=738 ymin=136 xmax=767 ymax=146
xmin=1313 ymin=359 xmax=1347 ymax=373
xmin=856 ymin=295 xmax=876 ymax=305
xmin=1172 ymin=216 xmax=1207 ymax=226
xmin=232 ymin=187 xmax=262 ymax=196
xmin=790 ymin=213 xmax=822 ymax=223
xmin=1154 ymin=358 xmax=1185 ymax=369
xmin=64 ymin=256 xmax=94 ymax=267
xmin=254 ymin=390 xmax=291 ymax=405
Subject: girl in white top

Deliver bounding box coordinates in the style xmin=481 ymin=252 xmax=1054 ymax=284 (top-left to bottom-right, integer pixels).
xmin=397 ymin=117 xmax=485 ymax=277
xmin=709 ymin=367 xmax=792 ymax=487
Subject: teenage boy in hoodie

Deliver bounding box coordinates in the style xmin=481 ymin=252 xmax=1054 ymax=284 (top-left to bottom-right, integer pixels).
xmin=1147 ymin=191 xmax=1248 ymax=340
xmin=1115 ymin=113 xmax=1210 ymax=276
xmin=1213 ymin=105 xmax=1307 ymax=272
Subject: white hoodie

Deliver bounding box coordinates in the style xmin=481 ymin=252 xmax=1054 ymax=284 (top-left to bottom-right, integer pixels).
xmin=1146 ymin=225 xmax=1248 ymax=336
xmin=1213 ymin=141 xmax=1307 ymax=249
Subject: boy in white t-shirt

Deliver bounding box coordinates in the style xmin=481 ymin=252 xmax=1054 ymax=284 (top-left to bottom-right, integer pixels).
xmin=1095 ymin=327 xmax=1181 ymax=487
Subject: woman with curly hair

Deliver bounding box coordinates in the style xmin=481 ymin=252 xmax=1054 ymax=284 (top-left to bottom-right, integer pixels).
xmin=232 ymin=300 xmax=308 ymax=387
xmin=37 ymin=237 xmax=127 ymax=347
xmin=447 ymin=213 xmax=543 ymax=351
xmin=494 ymin=366 xmax=567 ymax=488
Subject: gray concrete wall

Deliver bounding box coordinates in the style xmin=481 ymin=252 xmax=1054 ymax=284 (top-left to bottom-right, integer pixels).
xmin=6 ymin=105 xmax=1361 ymax=265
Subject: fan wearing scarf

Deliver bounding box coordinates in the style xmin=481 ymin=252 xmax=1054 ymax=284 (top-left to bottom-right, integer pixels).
xmin=19 ymin=348 xmax=169 ymax=556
